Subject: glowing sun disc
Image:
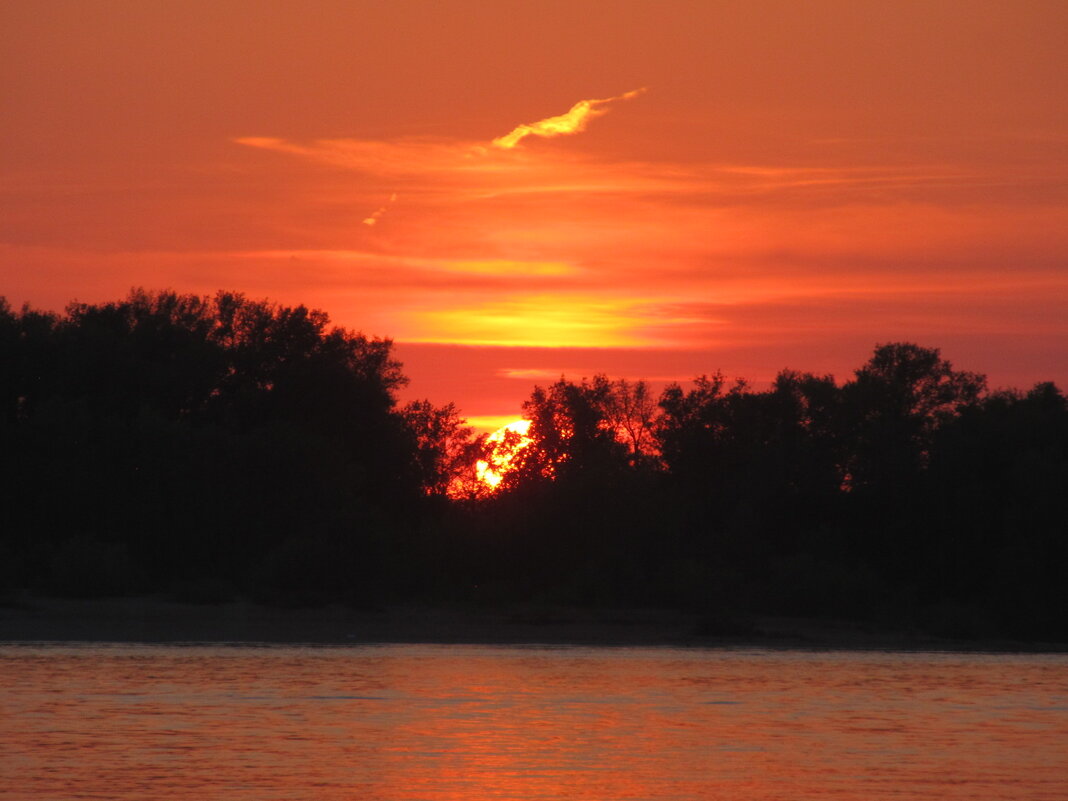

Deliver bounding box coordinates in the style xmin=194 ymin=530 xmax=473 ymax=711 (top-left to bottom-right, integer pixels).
xmin=476 ymin=419 xmax=532 ymax=489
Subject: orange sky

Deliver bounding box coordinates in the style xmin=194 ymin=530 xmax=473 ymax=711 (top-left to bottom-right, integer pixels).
xmin=3 ymin=0 xmax=1066 ymax=429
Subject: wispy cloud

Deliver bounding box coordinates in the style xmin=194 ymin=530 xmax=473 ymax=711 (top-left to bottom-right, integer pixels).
xmin=362 ymin=192 xmax=397 ymax=226
xmin=490 ymin=88 xmax=647 ymax=149
xmin=218 ymin=104 xmax=1068 ymax=359
xmin=233 ymin=136 xmax=476 ymax=177
xmin=233 ymin=133 xmax=1001 ymax=206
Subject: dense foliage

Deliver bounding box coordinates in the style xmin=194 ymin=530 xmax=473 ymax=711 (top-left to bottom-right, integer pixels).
xmin=0 ymin=290 xmax=453 ymax=605
xmin=446 ymin=345 xmax=1065 ymax=639
xmin=2 ymin=290 xmax=1065 ymax=640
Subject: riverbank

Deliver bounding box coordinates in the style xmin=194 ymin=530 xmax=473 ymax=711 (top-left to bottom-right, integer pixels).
xmin=0 ymin=594 xmax=1063 ymax=651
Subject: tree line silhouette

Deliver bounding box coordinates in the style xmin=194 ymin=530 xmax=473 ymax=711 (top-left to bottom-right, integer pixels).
xmin=2 ymin=290 xmax=1064 ymax=639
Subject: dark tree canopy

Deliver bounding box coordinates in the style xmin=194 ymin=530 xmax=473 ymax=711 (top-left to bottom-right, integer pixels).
xmin=402 ymin=399 xmax=474 ymax=497
xmin=448 ymin=343 xmax=1063 ymax=639
xmin=0 ymin=289 xmax=458 ymax=605
xmin=841 ymin=342 xmax=987 ymax=491
xmin=2 ymin=293 xmax=1064 ymax=641
xmin=509 ymin=375 xmax=630 ymax=487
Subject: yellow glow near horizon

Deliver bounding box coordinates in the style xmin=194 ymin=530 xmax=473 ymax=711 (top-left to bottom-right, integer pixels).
xmin=4 ymin=1 xmax=1067 ymax=430
xmin=466 ymin=414 xmax=529 ymax=434
xmin=476 ymin=419 xmax=533 ymax=489
xmin=407 ymin=296 xmax=651 ymax=348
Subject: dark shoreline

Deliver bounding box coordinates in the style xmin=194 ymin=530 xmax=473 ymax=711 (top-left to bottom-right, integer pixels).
xmin=1 ymin=595 xmax=1065 ymax=653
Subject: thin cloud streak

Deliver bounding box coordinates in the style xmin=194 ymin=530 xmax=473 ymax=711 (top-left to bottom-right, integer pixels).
xmin=362 ymin=192 xmax=397 ymax=226
xmin=234 ymin=134 xmax=1006 ymax=201
xmin=233 ymin=133 xmax=688 ymax=200
xmin=491 ymin=88 xmax=647 ymax=149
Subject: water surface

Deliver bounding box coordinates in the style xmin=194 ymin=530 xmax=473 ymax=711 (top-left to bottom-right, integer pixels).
xmin=2 ymin=644 xmax=1066 ymax=800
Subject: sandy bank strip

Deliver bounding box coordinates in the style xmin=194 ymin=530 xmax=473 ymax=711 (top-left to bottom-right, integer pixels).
xmin=1 ymin=596 xmax=1063 ymax=652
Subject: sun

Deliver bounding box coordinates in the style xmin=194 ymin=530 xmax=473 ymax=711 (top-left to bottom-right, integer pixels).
xmin=476 ymin=419 xmax=533 ymax=490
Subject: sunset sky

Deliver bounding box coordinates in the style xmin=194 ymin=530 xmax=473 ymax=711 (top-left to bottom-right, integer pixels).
xmin=3 ymin=0 xmax=1066 ymax=429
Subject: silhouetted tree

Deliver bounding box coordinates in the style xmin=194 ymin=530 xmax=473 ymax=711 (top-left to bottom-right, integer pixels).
xmin=0 ymin=299 xmax=60 ymax=425
xmin=767 ymin=369 xmax=842 ymax=498
xmin=602 ymin=376 xmax=659 ymax=468
xmin=509 ymin=375 xmax=630 ymax=487
xmin=4 ymin=292 xmax=1065 ymax=639
xmin=656 ymin=369 xmax=844 ymax=573
xmin=840 ymin=342 xmax=986 ymax=493
xmin=0 ymin=289 xmax=423 ymax=602
xmin=920 ymin=381 xmax=1068 ymax=637
xmin=657 ymin=371 xmax=746 ymax=495
xmin=402 ymin=399 xmax=474 ymax=496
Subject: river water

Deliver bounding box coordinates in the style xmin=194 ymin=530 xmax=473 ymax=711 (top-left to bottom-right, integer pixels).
xmin=2 ymin=644 xmax=1066 ymax=800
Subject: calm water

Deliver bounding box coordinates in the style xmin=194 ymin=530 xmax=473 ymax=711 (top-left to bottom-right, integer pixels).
xmin=2 ymin=644 xmax=1066 ymax=800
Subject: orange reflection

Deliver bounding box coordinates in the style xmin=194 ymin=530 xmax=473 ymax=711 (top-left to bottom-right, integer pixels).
xmin=7 ymin=644 xmax=1067 ymax=800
